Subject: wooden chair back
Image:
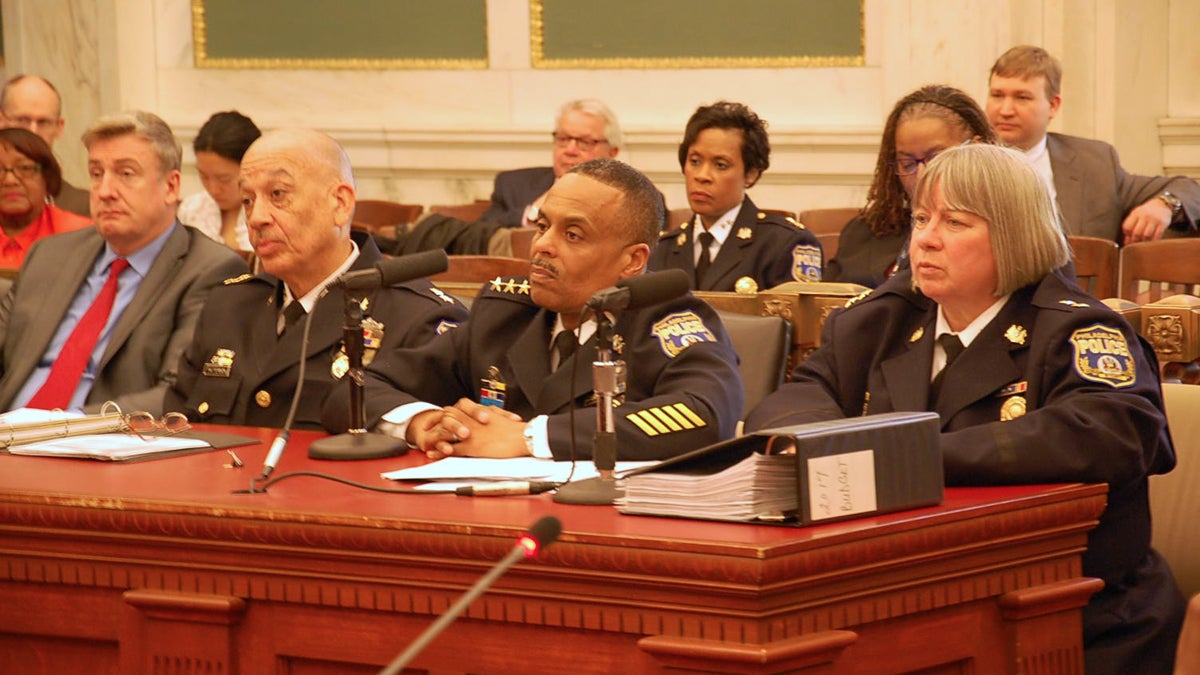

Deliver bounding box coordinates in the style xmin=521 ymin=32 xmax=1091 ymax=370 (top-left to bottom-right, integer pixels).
xmin=429 ymin=201 xmax=492 ymax=222
xmin=354 ymin=200 xmax=424 ymax=229
xmin=1119 ymin=239 xmax=1200 ymax=303
xmin=509 ymin=227 xmax=538 ymax=259
xmin=666 ymin=208 xmax=692 ymax=230
xmin=1068 ymin=236 xmax=1118 ymax=299
xmin=797 ymin=207 xmax=860 ymax=235
xmin=427 ymin=255 xmax=531 ymax=284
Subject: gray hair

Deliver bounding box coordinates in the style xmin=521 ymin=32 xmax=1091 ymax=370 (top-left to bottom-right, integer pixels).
xmin=82 ymin=110 xmax=182 ymax=175
xmin=913 ymin=143 xmax=1069 ymax=296
xmin=556 ymin=98 xmax=623 ymax=149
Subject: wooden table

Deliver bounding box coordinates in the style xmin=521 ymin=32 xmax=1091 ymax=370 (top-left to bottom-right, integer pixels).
xmin=0 ymin=425 xmax=1105 ymax=674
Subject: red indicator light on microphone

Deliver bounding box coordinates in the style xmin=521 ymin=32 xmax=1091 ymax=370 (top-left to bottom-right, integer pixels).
xmin=518 ymin=535 xmax=540 ymax=558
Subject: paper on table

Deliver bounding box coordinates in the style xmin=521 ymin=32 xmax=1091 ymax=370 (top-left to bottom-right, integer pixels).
xmin=382 ymin=457 xmax=655 ymax=483
xmin=6 ymin=434 xmax=212 ymax=461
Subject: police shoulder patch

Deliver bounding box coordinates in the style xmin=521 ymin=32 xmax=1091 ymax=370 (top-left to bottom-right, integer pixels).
xmin=651 ymin=311 xmax=716 ymax=357
xmin=791 ymin=244 xmax=822 ymax=282
xmin=1070 ymin=323 xmax=1136 ymax=388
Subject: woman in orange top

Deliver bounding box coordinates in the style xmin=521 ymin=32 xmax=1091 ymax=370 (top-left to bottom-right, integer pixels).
xmin=0 ymin=128 xmax=91 ymax=268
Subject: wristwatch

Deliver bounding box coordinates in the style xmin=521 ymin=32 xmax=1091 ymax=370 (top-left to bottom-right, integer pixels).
xmin=1158 ymin=191 xmax=1183 ymax=219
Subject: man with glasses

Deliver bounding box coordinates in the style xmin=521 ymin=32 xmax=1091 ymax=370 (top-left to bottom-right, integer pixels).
xmin=0 ymin=75 xmax=90 ymax=216
xmin=987 ymin=46 xmax=1199 ymax=243
xmin=479 ymin=99 xmax=622 ymax=228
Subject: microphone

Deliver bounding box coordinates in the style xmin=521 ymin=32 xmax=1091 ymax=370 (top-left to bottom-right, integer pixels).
xmin=378 ymin=516 xmax=562 ymax=674
xmin=335 ymin=249 xmax=449 ymax=291
xmin=585 ymin=268 xmax=690 ymax=312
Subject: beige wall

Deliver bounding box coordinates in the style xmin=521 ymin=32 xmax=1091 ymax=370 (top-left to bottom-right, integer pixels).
xmin=3 ymin=0 xmax=1198 ymax=211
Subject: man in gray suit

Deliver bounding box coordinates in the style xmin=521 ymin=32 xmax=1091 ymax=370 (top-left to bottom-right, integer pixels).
xmin=479 ymin=98 xmax=623 ymax=227
xmin=0 ymin=111 xmax=246 ymax=415
xmin=0 ymin=75 xmax=91 ymax=216
xmin=987 ymin=45 xmax=1199 ymax=244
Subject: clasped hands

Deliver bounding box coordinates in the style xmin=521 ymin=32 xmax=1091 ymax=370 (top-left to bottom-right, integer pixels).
xmin=407 ymin=398 xmax=528 ymax=460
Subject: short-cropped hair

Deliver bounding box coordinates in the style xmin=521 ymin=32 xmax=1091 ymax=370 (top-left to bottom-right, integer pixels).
xmin=677 ymin=101 xmax=770 ymax=186
xmin=568 ymin=158 xmax=663 ymax=247
xmin=83 ymin=110 xmax=182 ymax=175
xmin=991 ymin=45 xmax=1062 ymax=99
xmin=557 ymin=99 xmax=623 ymax=149
xmin=0 ymin=127 xmax=63 ymax=197
xmin=913 ymin=144 xmax=1069 ymax=296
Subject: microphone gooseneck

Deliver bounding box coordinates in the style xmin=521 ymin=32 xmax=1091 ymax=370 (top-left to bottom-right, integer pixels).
xmin=585 ymin=268 xmax=690 ymax=312
xmin=335 ymin=249 xmax=449 ymax=292
xmin=377 ymin=516 xmax=562 ymax=674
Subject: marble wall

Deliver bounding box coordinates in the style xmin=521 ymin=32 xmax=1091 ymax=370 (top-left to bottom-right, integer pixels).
xmin=3 ymin=0 xmax=1197 ymax=212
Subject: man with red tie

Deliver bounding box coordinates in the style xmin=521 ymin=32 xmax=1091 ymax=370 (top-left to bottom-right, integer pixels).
xmin=0 ymin=110 xmax=246 ymax=414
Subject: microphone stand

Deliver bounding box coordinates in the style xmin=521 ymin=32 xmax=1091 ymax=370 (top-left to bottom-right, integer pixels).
xmin=308 ymin=289 xmax=407 ymax=460
xmin=553 ymin=311 xmax=625 ymax=505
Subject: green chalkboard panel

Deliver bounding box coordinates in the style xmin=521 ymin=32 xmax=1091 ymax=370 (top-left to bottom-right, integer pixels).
xmin=193 ymin=0 xmax=487 ymax=69
xmin=532 ymin=0 xmax=862 ymax=68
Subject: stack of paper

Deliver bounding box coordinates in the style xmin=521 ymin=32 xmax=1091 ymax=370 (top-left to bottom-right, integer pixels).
xmin=618 ymin=452 xmax=797 ymax=522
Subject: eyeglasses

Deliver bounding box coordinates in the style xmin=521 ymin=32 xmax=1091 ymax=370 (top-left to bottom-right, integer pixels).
xmin=0 ymin=164 xmax=41 ymax=180
xmin=124 ymin=411 xmax=192 ymax=440
xmin=893 ymin=139 xmax=973 ymax=176
xmin=2 ymin=113 xmax=59 ymax=131
xmin=552 ymin=133 xmax=608 ymax=151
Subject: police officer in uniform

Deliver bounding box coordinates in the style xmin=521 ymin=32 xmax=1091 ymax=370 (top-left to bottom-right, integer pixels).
xmin=649 ymin=101 xmax=822 ymax=293
xmin=747 ymin=145 xmax=1184 ymax=674
xmin=323 ymin=158 xmax=743 ymax=461
xmin=165 ymin=129 xmax=467 ymax=429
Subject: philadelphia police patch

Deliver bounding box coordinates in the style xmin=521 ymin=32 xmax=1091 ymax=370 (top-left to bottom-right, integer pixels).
xmin=1070 ymin=324 xmax=1136 ymax=388
xmin=652 ymin=311 xmax=716 ymax=358
xmin=791 ymin=244 xmax=823 ymax=282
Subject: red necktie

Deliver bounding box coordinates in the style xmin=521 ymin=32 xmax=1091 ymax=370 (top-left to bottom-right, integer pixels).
xmin=26 ymin=258 xmax=131 ymax=410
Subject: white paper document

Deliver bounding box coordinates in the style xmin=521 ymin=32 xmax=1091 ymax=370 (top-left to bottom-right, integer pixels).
xmin=6 ymin=434 xmax=212 ymax=461
xmin=382 ymin=457 xmax=655 ymax=483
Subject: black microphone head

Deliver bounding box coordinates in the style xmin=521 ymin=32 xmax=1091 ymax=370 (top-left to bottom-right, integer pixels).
xmin=518 ymin=515 xmax=562 ymax=557
xmin=616 ymin=269 xmax=690 ymax=309
xmin=377 ymin=249 xmax=450 ymax=286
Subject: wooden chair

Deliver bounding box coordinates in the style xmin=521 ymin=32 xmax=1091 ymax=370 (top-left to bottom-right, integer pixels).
xmin=427 ymin=255 xmax=530 ymax=284
xmin=1150 ymin=383 xmax=1200 ymax=598
xmin=797 ymin=207 xmax=860 ymax=236
xmin=429 ymin=200 xmax=492 ymax=222
xmin=1119 ymin=239 xmax=1200 ymax=303
xmin=1068 ymin=235 xmax=1118 ymax=299
xmin=509 ymin=227 xmax=538 ymax=259
xmin=353 ymin=200 xmax=424 ymax=230
xmin=666 ymin=208 xmax=692 ymax=230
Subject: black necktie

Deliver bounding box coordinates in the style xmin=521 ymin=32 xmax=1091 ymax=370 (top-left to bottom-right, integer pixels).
xmin=552 ymin=330 xmax=577 ymax=371
xmin=279 ymin=301 xmax=306 ymax=337
xmin=695 ymin=230 xmax=715 ymax=288
xmin=929 ymin=333 xmax=965 ymax=405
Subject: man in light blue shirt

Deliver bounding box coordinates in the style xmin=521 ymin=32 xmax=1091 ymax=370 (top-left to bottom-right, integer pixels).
xmin=0 ymin=111 xmax=246 ymax=414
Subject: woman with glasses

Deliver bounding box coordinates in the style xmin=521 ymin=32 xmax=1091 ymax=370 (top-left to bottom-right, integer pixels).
xmin=650 ymin=101 xmax=823 ymax=292
xmin=749 ymin=144 xmax=1184 ymax=674
xmin=176 ymin=111 xmax=260 ymax=251
xmin=825 ymin=85 xmax=995 ymax=287
xmin=0 ymin=127 xmax=91 ymax=268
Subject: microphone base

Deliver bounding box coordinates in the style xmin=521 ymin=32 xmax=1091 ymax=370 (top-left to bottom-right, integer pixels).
xmin=308 ymin=432 xmax=408 ymax=460
xmin=552 ymin=476 xmax=623 ymax=505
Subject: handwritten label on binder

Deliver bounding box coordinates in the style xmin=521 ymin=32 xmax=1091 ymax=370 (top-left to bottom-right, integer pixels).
xmin=807 ymin=449 xmax=877 ymax=521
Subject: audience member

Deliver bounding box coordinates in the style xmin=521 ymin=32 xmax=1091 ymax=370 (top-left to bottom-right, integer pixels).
xmin=324 ymin=158 xmax=742 ymax=461
xmin=0 ymin=111 xmax=247 ymax=414
xmin=987 ymin=45 xmax=1199 ymax=243
xmin=165 ymin=129 xmax=468 ymax=429
xmin=649 ymin=101 xmax=822 ymax=292
xmin=0 ymin=128 xmax=91 ymax=267
xmin=825 ymin=85 xmax=994 ymax=287
xmin=479 ymin=98 xmax=621 ymax=228
xmin=176 ymin=111 xmax=261 ymax=251
xmin=0 ymin=75 xmax=90 ymax=216
xmin=747 ymin=144 xmax=1184 ymax=674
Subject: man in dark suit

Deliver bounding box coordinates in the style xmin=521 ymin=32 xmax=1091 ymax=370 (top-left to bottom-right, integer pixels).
xmin=987 ymin=45 xmax=1199 ymax=243
xmin=0 ymin=75 xmax=90 ymax=216
xmin=165 ymin=129 xmax=468 ymax=429
xmin=479 ymin=99 xmax=622 ymax=228
xmin=324 ymin=158 xmax=743 ymax=462
xmin=0 ymin=111 xmax=247 ymax=414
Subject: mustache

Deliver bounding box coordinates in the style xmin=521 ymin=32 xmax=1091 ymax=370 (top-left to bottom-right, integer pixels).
xmin=530 ymin=257 xmax=558 ymax=277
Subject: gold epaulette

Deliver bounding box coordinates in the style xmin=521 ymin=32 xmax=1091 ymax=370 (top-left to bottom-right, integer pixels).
xmin=223 ymin=273 xmax=253 ymax=285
